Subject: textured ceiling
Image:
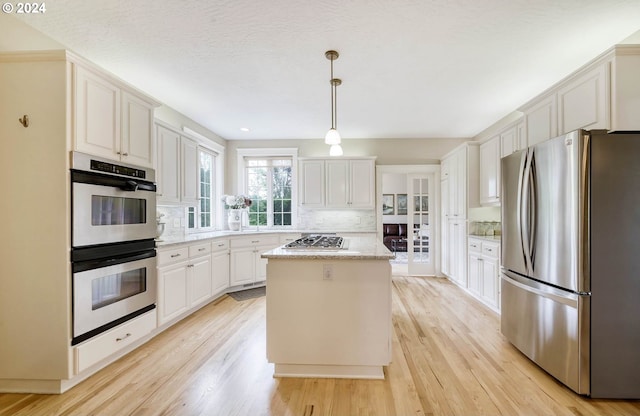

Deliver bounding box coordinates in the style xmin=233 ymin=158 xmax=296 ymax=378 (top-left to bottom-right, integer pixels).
xmin=12 ymin=1 xmax=640 ymax=140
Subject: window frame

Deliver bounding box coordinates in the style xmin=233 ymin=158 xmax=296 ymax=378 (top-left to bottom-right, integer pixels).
xmin=181 ymin=127 xmax=225 ymax=233
xmin=236 ymin=148 xmax=298 ymax=229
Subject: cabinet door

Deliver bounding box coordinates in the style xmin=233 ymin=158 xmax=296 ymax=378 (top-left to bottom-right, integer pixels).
xmin=211 ymin=250 xmax=230 ymax=294
xmin=230 ymin=247 xmax=255 ymax=286
xmin=181 ymin=136 xmax=198 ymax=204
xmin=156 ymin=125 xmax=181 ymax=203
xmin=158 ymin=262 xmax=189 ymax=325
xmin=299 ymin=160 xmax=325 ymax=207
xmin=121 ymin=91 xmax=154 ymax=168
xmin=255 ymin=247 xmax=269 ymax=283
xmin=500 ymin=127 xmax=517 ymax=158
xmin=482 ymin=257 xmax=499 ymax=308
xmin=557 ymin=63 xmax=607 ymax=134
xmin=479 ymin=136 xmax=500 ymax=206
xmin=448 ymin=220 xmax=467 ymax=286
xmin=453 ymin=149 xmax=467 ymax=218
xmin=188 ymin=255 xmax=212 ymax=307
xmin=325 ymin=160 xmax=349 ymax=207
xmin=74 ymin=66 xmax=121 ymax=159
xmin=349 ymin=159 xmax=375 ymax=208
xmin=468 ymin=254 xmax=482 ymax=295
xmin=525 ymin=94 xmax=557 ymax=146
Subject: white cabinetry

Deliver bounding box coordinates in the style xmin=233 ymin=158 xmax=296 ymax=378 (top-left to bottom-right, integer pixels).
xmin=499 ymin=120 xmax=525 ymax=158
xmin=299 ymin=158 xmax=375 ymax=209
xmin=440 ymin=143 xmax=479 ymax=286
xmin=479 ymin=135 xmax=500 ymax=206
xmin=520 ymin=46 xmax=640 ymax=144
xmin=74 ymin=310 xmax=156 ymax=374
xmin=180 ymin=136 xmax=198 ymax=204
xmin=229 ymin=235 xmax=280 ymax=288
xmin=467 ymin=237 xmax=501 ymax=311
xmin=156 ymin=125 xmax=181 ymax=202
xmin=157 ymin=242 xmax=213 ymax=326
xmin=299 ymin=159 xmax=325 ymax=207
xmin=211 ymin=239 xmax=230 ymax=295
xmin=557 ymin=63 xmax=607 ymax=134
xmin=523 ymin=92 xmax=557 ymax=147
xmin=74 ymin=65 xmax=157 ymax=167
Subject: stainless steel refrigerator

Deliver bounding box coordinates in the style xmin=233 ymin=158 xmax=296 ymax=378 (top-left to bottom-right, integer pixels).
xmin=500 ymin=129 xmax=640 ymax=399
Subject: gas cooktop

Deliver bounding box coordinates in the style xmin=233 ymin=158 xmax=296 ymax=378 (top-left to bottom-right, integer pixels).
xmin=283 ymin=234 xmax=345 ymax=250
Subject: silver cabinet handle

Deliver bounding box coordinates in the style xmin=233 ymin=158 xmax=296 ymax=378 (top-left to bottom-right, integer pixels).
xmin=116 ymin=333 xmax=132 ymax=342
xmin=217 ymin=243 xmax=225 ymax=247
xmin=170 ymin=253 xmax=181 ymax=258
xmin=198 ymin=247 xmax=206 ymax=251
xmin=251 ymin=240 xmax=260 ymax=244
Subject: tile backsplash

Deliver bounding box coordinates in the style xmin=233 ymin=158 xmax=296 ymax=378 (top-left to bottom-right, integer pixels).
xmin=157 ymin=205 xmax=376 ymax=237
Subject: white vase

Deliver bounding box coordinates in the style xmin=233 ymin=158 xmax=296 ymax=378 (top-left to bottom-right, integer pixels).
xmin=228 ymin=209 xmax=242 ymax=231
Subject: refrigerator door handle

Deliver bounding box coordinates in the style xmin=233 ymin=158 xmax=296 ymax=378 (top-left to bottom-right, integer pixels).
xmin=502 ymin=272 xmax=578 ymax=308
xmin=528 ymin=150 xmax=537 ymax=270
xmin=520 ymin=149 xmax=534 ymax=275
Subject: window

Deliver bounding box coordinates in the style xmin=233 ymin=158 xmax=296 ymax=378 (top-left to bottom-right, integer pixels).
xmin=187 ymin=147 xmax=217 ymax=232
xmin=244 ymin=157 xmax=293 ymax=227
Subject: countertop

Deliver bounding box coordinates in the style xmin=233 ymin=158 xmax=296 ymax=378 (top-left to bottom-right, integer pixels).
xmin=261 ymin=236 xmax=394 ymax=260
xmin=468 ymin=235 xmax=502 ymax=243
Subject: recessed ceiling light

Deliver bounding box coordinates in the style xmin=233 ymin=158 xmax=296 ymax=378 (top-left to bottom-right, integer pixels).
xmin=240 ymin=127 xmax=250 ymax=132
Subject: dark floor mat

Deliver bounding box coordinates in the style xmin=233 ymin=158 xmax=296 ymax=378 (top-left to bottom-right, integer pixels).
xmin=228 ymin=286 xmax=266 ymax=301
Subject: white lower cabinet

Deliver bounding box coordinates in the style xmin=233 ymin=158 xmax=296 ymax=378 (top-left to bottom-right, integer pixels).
xmin=229 ymin=235 xmax=280 ymax=287
xmin=467 ymin=237 xmax=501 ymax=311
xmin=157 ymin=242 xmax=213 ymax=325
xmin=446 ymin=219 xmax=467 ymax=287
xmin=211 ymin=239 xmax=230 ymax=295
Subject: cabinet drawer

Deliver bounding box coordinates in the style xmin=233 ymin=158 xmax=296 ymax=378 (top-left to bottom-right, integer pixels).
xmin=230 ymin=235 xmax=279 ymax=249
xmin=157 ymin=246 xmax=189 ymax=266
xmin=482 ymin=242 xmax=500 ymax=258
xmin=211 ymin=239 xmax=229 ymax=252
xmin=468 ymin=238 xmax=482 ymax=253
xmin=189 ymin=242 xmax=211 ymax=257
xmin=74 ymin=311 xmax=156 ymax=374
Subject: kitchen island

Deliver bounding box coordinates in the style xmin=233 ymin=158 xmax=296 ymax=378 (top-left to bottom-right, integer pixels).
xmin=261 ymin=236 xmax=394 ymax=379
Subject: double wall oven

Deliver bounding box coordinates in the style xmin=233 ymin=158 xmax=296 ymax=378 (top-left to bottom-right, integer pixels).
xmin=71 ymin=152 xmax=157 ymax=345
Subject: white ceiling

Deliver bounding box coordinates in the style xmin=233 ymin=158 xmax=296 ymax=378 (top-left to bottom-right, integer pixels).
xmin=13 ymin=1 xmax=640 ymax=140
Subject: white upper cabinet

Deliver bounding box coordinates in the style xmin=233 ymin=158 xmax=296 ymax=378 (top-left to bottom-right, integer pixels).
xmin=74 ymin=66 xmax=121 ymax=159
xmin=499 ymin=120 xmax=525 ymax=158
xmin=74 ymin=65 xmax=157 ymax=167
xmin=523 ymin=92 xmax=557 ymax=147
xmin=442 ymin=144 xmax=479 ymax=219
xmin=557 ymin=63 xmax=608 ymax=134
xmin=520 ymin=46 xmax=640 ymax=144
xmin=479 ymin=135 xmax=500 ymax=206
xmin=299 ymin=158 xmax=375 ymax=209
xmin=156 ymin=125 xmax=181 ymax=203
xmin=121 ymin=91 xmax=155 ymax=167
xmin=349 ymin=159 xmax=375 ymax=208
xmin=180 ymin=136 xmax=198 ymax=204
xmin=299 ymin=159 xmax=325 ymax=207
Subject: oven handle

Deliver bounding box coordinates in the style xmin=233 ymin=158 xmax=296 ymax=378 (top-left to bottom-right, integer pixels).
xmin=71 ymin=170 xmax=156 ymax=192
xmin=72 ymin=249 xmax=156 ymax=273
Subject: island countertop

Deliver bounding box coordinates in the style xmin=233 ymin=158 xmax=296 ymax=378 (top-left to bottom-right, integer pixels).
xmin=261 ymin=236 xmax=394 ymax=260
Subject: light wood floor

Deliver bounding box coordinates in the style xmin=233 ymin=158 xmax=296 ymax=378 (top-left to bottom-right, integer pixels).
xmin=2 ymin=276 xmax=639 ymax=415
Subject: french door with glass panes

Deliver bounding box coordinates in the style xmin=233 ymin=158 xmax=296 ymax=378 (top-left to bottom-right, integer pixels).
xmin=407 ymin=174 xmax=434 ymax=276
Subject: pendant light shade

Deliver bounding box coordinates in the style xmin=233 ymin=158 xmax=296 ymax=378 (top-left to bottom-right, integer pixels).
xmin=324 ymin=50 xmax=342 ymax=149
xmin=325 ymin=128 xmax=341 ymax=145
xmin=329 ymin=144 xmax=343 ymax=156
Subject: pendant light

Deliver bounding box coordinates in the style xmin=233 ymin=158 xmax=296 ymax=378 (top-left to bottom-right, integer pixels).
xmin=324 ymin=50 xmax=342 ymax=148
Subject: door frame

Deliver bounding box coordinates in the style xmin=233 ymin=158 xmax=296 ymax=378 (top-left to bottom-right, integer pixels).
xmin=376 ymin=164 xmax=441 ymax=276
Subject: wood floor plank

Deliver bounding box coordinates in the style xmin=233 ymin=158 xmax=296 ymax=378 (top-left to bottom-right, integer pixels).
xmin=2 ymin=276 xmax=640 ymax=415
